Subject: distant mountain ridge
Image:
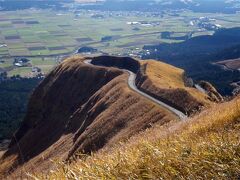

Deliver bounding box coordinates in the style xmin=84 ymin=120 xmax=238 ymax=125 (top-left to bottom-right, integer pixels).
xmin=0 ymin=0 xmax=73 ymax=11
xmin=78 ymin=0 xmax=240 ymax=13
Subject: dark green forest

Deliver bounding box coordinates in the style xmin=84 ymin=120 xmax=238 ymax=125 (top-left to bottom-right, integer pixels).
xmin=0 ymin=78 xmax=40 ymax=141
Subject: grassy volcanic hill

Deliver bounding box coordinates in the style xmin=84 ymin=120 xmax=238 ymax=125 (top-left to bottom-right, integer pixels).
xmin=42 ymin=94 xmax=240 ymax=179
xmin=0 ymin=55 xmax=216 ymax=178
xmin=91 ymin=56 xmax=220 ymax=114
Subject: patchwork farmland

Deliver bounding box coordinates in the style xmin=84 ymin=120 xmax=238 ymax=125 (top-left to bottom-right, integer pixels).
xmin=1 ymin=9 xmax=240 ymax=77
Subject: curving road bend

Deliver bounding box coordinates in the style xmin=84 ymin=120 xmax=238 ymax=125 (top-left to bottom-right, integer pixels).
xmin=84 ymin=60 xmax=187 ymax=120
xmin=194 ymin=84 xmax=207 ymax=94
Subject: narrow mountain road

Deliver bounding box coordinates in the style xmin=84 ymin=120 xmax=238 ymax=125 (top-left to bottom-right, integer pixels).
xmin=195 ymin=84 xmax=207 ymax=94
xmin=84 ymin=60 xmax=187 ymax=120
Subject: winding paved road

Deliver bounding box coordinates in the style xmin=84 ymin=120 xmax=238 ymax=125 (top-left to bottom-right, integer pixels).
xmin=195 ymin=84 xmax=207 ymax=94
xmin=84 ymin=60 xmax=187 ymax=120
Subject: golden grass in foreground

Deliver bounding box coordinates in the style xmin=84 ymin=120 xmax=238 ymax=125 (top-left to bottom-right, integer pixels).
xmin=34 ymin=96 xmax=240 ymax=179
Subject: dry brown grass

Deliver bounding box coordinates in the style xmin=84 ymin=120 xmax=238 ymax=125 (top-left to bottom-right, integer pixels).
xmin=141 ymin=60 xmax=212 ymax=105
xmin=1 ymin=56 xmax=234 ymax=179
xmin=35 ymin=95 xmax=240 ymax=179
xmin=0 ymin=56 xmax=178 ymax=178
xmin=91 ymin=56 xmax=214 ymax=114
xmin=140 ymin=60 xmax=185 ymax=88
xmin=137 ymin=60 xmax=214 ymax=114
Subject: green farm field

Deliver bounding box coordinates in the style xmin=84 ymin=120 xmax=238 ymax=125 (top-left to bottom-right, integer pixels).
xmin=1 ymin=9 xmax=240 ymax=77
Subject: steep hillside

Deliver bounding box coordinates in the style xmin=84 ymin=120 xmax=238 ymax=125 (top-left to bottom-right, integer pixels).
xmin=0 ymin=55 xmax=218 ymax=178
xmin=0 ymin=56 xmax=179 ymax=178
xmin=92 ymin=56 xmax=217 ymax=115
xmin=41 ymin=95 xmax=240 ymax=179
xmin=136 ymin=60 xmax=217 ymax=114
xmin=214 ymin=44 xmax=240 ymax=61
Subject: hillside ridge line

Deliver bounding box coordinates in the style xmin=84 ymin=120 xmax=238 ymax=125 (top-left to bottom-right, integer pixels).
xmin=84 ymin=59 xmax=187 ymax=120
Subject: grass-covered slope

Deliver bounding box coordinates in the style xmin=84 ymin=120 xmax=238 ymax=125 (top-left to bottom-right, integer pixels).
xmin=137 ymin=60 xmax=217 ymax=114
xmin=42 ymin=95 xmax=240 ymax=179
xmin=0 ymin=55 xmax=226 ymax=178
xmin=92 ymin=56 xmax=217 ymax=115
xmin=0 ymin=56 xmax=178 ymax=178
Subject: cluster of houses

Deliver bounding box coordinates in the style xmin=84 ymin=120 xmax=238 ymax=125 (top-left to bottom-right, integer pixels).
xmin=14 ymin=57 xmax=42 ymax=74
xmin=0 ymin=44 xmax=7 ymax=48
xmin=189 ymin=17 xmax=222 ymax=31
xmin=126 ymin=21 xmax=160 ymax=27
xmin=14 ymin=57 xmax=31 ymax=67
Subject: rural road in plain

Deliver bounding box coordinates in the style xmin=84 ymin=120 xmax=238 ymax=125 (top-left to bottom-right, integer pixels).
xmin=84 ymin=59 xmax=187 ymax=120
